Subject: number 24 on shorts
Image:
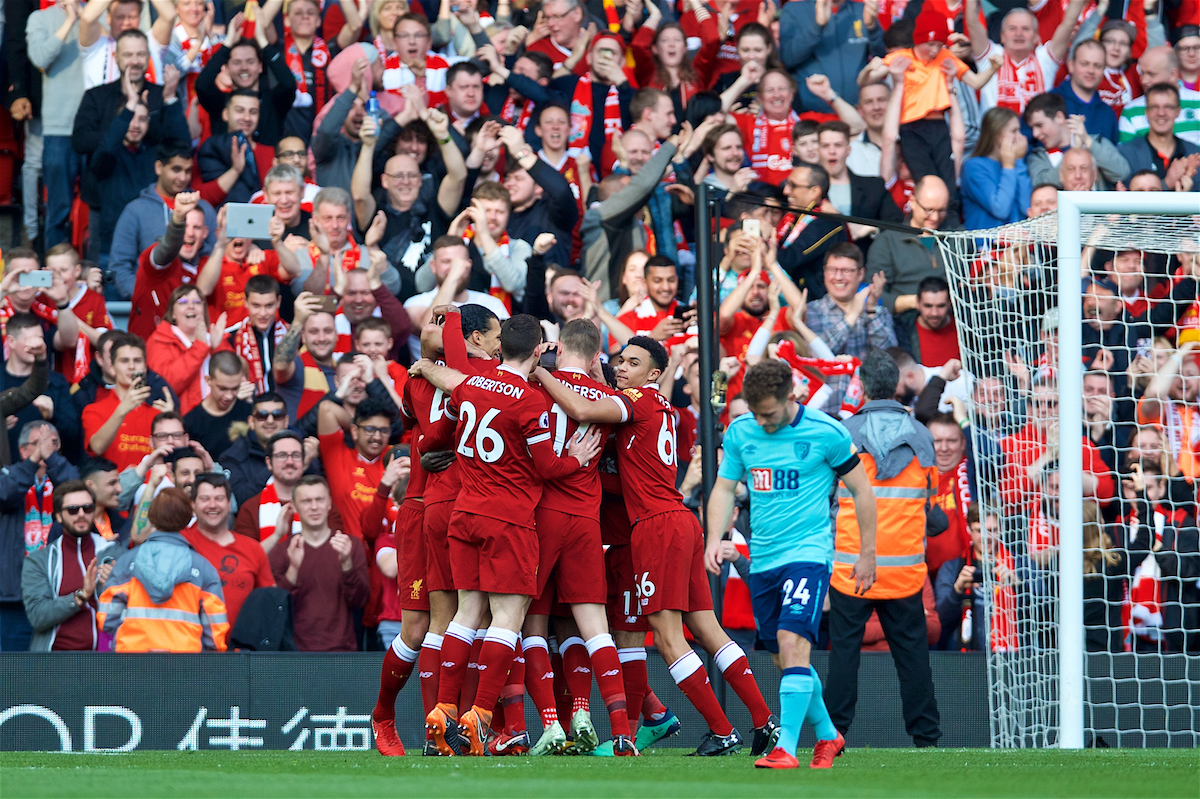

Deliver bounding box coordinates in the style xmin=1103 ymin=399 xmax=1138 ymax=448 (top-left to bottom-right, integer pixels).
xmin=781 ymin=577 xmax=810 ymax=609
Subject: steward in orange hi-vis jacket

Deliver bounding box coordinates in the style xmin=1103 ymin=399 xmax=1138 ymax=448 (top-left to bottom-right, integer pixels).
xmin=97 ymin=531 xmax=229 ymax=652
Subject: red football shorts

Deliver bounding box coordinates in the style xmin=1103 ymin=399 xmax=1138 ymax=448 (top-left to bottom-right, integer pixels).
xmin=397 ymin=499 xmax=429 ymax=612
xmin=529 ymin=507 xmax=606 ymax=615
xmin=605 ymin=543 xmax=650 ymax=632
xmin=423 ymin=499 xmax=455 ymax=593
xmin=447 ymin=509 xmax=539 ymax=596
xmin=631 ymin=509 xmax=713 ymax=615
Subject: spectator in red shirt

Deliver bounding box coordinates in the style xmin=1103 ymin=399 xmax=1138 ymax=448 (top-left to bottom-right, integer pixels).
xmin=999 ymin=373 xmax=1115 ymax=512
xmin=717 ymin=241 xmax=809 ymax=361
xmin=128 ymin=192 xmax=210 ymax=342
xmin=610 ymin=255 xmax=696 ymax=351
xmin=906 ymin=277 xmax=962 ymax=368
xmin=317 ymin=396 xmax=394 ymax=541
xmin=147 ymin=285 xmax=230 ymax=415
xmin=268 ymin=474 xmax=369 ymax=652
xmin=184 ymin=473 xmax=274 ymax=628
xmin=82 ymin=336 xmax=173 ymax=472
xmin=44 ymin=244 xmax=113 ymax=385
xmin=196 ymin=206 xmax=301 ymax=326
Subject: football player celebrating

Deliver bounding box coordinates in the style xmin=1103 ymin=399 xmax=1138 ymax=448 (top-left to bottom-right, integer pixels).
xmin=421 ymin=315 xmax=603 ymax=757
xmin=535 ymin=336 xmax=779 ymax=757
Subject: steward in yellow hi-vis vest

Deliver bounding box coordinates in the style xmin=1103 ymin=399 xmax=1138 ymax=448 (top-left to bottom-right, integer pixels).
xmin=825 ymin=350 xmax=943 ymax=747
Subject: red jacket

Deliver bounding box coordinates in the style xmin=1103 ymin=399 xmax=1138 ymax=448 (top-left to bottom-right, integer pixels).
xmin=145 ymin=321 xmax=231 ymax=415
xmin=999 ymin=422 xmax=1115 ymax=511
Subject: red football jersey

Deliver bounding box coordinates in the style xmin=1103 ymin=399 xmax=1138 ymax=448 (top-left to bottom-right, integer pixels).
xmin=610 ymin=384 xmax=685 ymax=524
xmin=417 ymin=357 xmax=496 ymax=505
xmin=615 ymin=300 xmax=694 ymax=352
xmin=734 ymin=112 xmax=794 ymax=187
xmin=399 ymin=377 xmax=430 ymax=501
xmin=209 ymin=253 xmax=287 ymax=325
xmin=533 ymin=368 xmax=615 ymax=519
xmin=130 ymin=244 xmax=199 ymax=342
xmin=445 ymin=364 xmax=581 ymax=527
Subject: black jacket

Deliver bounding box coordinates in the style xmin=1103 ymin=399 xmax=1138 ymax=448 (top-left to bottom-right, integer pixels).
xmin=222 ymin=431 xmax=271 ymax=507
xmin=4 ymin=0 xmax=41 ymax=115
xmin=506 ymin=159 xmax=578 ymax=271
xmin=71 ymin=81 xmax=189 ymax=207
xmin=195 ymin=42 xmax=297 ymax=146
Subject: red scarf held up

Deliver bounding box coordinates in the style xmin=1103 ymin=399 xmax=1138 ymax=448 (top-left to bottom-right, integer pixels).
xmin=568 ymin=72 xmax=623 ymax=159
xmin=284 ymin=28 xmax=331 ymax=107
xmin=232 ymin=318 xmax=289 ymax=394
xmin=0 ymin=297 xmax=57 ymax=360
xmin=24 ymin=477 xmax=53 ymax=555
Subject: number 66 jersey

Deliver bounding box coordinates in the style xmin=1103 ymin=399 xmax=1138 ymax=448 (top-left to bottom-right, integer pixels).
xmin=608 ymin=383 xmax=686 ymax=525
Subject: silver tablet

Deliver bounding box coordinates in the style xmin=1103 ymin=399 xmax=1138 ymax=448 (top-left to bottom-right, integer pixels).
xmin=225 ymin=203 xmax=276 ymax=240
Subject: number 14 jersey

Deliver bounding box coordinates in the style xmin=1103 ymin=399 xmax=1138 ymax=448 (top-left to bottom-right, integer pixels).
xmin=609 ymin=384 xmax=684 ymax=525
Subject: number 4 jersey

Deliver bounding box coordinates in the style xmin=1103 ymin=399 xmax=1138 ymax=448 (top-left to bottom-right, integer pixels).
xmin=445 ymin=364 xmax=583 ymax=529
xmin=609 ymin=383 xmax=686 ymax=525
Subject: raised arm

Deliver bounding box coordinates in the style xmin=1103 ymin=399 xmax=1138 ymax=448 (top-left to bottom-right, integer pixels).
xmin=964 ymin=0 xmax=990 ymax=61
xmin=1048 ymin=0 xmax=1089 ymax=63
xmin=532 ymin=366 xmax=627 ymax=423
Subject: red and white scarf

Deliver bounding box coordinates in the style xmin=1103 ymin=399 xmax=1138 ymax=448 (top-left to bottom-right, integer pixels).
xmin=1 ymin=297 xmax=58 ymax=360
xmin=377 ymin=41 xmax=454 ymax=108
xmin=568 ymin=74 xmax=623 ymax=160
xmin=257 ymin=478 xmax=302 ymax=541
xmin=309 ymin=241 xmax=363 ymax=293
xmin=232 ymin=318 xmax=289 ymax=394
xmin=333 ymin=305 xmax=382 ymax=355
xmin=749 ymin=111 xmax=798 ymax=181
xmin=499 ymin=93 xmax=534 ymax=132
xmin=995 ymin=50 xmax=1045 ymax=114
xmin=24 ymin=477 xmax=53 ymax=555
xmin=284 ymin=29 xmax=330 ymax=107
xmin=464 ymin=227 xmax=514 ymax=313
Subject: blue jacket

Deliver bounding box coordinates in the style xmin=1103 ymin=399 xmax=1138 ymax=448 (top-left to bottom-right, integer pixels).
xmin=108 ymin=185 xmax=218 ymax=300
xmin=1051 ymin=83 xmax=1119 ymax=145
xmin=960 ymin=156 xmax=1032 ymax=230
xmin=779 ymin=0 xmax=885 ymax=113
xmin=0 ymin=368 xmax=81 ymax=464
xmin=0 ymin=454 xmax=79 ymax=601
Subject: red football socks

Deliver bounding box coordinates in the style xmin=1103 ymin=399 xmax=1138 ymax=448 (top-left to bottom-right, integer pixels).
xmin=418 ymin=633 xmax=442 ymax=716
xmin=459 ymin=629 xmax=487 ymax=710
xmin=715 ymin=642 xmax=771 ymax=728
xmin=502 ymin=640 xmax=527 ymax=731
xmin=471 ymin=627 xmax=519 ymax=714
xmin=618 ymin=648 xmax=649 ymax=730
xmin=643 ymin=689 xmax=667 ymax=722
xmin=585 ymin=634 xmax=629 ymax=737
xmin=373 ymin=636 xmax=418 ymax=721
xmin=670 ymin=650 xmax=734 ymax=737
xmin=523 ymin=636 xmax=559 ymax=728
xmin=436 ymin=622 xmax=476 ymax=709
xmin=561 ymin=637 xmax=592 ymax=714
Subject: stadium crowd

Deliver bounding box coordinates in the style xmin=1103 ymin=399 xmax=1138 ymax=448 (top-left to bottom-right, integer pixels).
xmin=0 ymin=0 xmax=1199 ymax=762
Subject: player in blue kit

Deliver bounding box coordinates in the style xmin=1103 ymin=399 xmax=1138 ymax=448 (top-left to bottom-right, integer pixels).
xmin=705 ymin=359 xmax=878 ymax=770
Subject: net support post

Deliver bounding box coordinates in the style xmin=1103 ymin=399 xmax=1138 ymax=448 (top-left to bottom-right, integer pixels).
xmin=1055 ymin=192 xmax=1085 ymax=751
xmin=696 ymin=182 xmax=725 ymax=704
xmin=1056 ymin=191 xmax=1200 ymax=748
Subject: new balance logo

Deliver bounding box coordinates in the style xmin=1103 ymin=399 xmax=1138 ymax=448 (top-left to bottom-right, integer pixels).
xmin=467 ymin=663 xmax=479 ymax=670
xmin=572 ymin=666 xmax=591 ymax=674
xmin=541 ymin=671 xmax=555 ymax=680
xmin=477 ymin=664 xmax=488 ymax=671
xmin=420 ymin=671 xmax=434 ymax=678
xmin=743 ymin=668 xmax=753 ymax=676
xmin=601 ymin=669 xmax=620 ymax=677
xmin=441 ymin=661 xmax=456 ymax=667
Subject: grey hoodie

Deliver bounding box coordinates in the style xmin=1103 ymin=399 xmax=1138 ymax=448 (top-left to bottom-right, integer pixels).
xmin=842 ymin=400 xmax=935 ymax=481
xmin=25 ymin=5 xmax=83 ymax=136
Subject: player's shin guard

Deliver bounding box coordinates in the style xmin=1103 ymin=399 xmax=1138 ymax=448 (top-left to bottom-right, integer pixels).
xmin=418 ymin=633 xmax=443 ymax=717
xmin=459 ymin=628 xmax=487 ymax=710
xmin=585 ymin=634 xmax=630 ymax=737
xmin=714 ymin=641 xmax=772 ymax=728
xmin=373 ymin=635 xmax=419 ymax=721
xmin=436 ymin=622 xmax=477 ymax=710
xmin=472 ymin=627 xmax=520 ymax=717
xmin=502 ymin=639 xmax=528 ymax=732
xmin=778 ymin=667 xmax=814 ymax=755
xmin=524 ymin=636 xmax=559 ymax=728
xmin=561 ymin=636 xmax=592 ymax=714
xmin=805 ymin=670 xmax=838 ymax=741
xmin=669 ymin=650 xmax=734 ymax=737
xmin=618 ymin=648 xmax=649 ymax=730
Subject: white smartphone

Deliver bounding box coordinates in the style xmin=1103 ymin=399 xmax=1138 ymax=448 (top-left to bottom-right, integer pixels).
xmin=743 ymin=219 xmax=761 ymax=238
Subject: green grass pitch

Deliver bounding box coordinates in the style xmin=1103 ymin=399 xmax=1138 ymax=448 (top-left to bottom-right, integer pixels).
xmin=1 ymin=748 xmax=1195 ymax=798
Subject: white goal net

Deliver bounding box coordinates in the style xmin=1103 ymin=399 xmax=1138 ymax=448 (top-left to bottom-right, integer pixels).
xmin=936 ymin=194 xmax=1200 ymax=749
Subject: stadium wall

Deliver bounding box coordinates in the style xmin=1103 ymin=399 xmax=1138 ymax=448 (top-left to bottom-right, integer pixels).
xmin=0 ymin=652 xmax=990 ymax=752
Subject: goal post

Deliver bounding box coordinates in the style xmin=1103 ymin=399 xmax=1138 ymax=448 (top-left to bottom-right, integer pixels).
xmin=938 ymin=191 xmax=1200 ymax=750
